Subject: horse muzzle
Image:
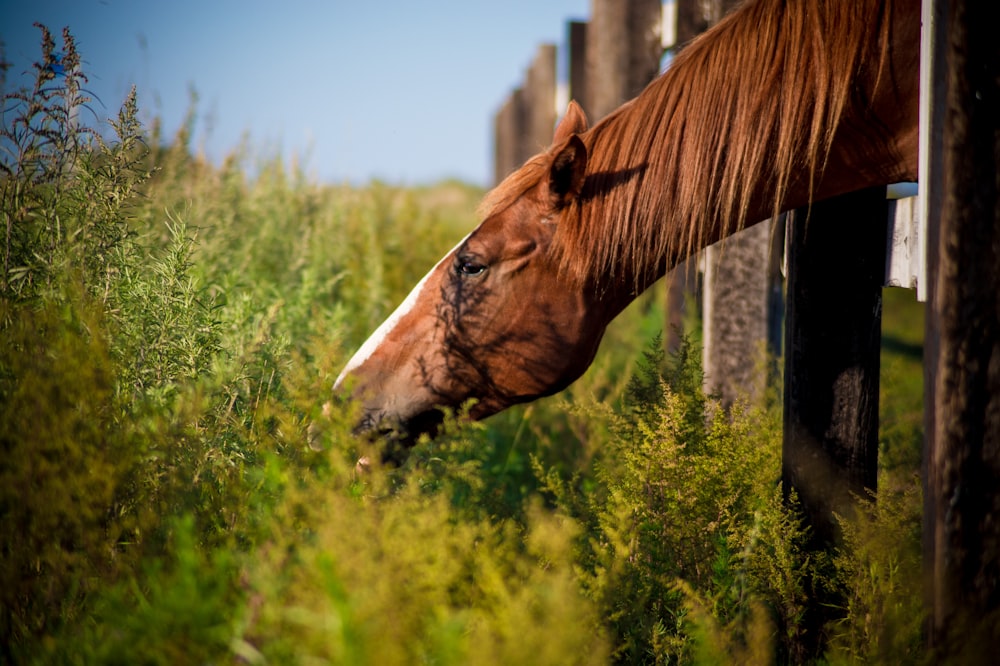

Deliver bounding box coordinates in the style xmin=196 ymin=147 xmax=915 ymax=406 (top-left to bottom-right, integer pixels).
xmin=350 ymin=404 xmax=446 ymax=459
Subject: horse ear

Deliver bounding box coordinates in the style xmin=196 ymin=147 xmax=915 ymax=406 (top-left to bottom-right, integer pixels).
xmin=553 ymin=101 xmax=588 ymax=145
xmin=548 ymin=134 xmax=587 ymax=209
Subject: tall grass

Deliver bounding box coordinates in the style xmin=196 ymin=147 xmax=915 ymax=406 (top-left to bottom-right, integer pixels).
xmin=1 ymin=27 xmax=926 ymax=664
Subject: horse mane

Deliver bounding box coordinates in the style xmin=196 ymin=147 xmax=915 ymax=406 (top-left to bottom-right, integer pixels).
xmin=484 ymin=0 xmax=896 ymax=289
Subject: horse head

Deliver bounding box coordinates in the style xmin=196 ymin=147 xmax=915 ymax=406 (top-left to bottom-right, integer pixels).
xmin=336 ymin=102 xmax=615 ymax=442
xmin=334 ymin=0 xmax=921 ymax=446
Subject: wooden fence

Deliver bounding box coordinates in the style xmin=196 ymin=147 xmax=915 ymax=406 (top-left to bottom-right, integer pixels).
xmin=491 ymin=0 xmax=999 ymax=654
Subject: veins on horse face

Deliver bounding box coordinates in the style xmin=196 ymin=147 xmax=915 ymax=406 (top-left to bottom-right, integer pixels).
xmin=423 ymin=277 xmax=581 ymax=414
xmin=430 ymin=277 xmax=507 ymax=402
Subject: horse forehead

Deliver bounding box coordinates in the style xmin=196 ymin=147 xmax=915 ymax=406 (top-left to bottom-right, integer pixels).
xmin=473 ymin=200 xmax=549 ymax=248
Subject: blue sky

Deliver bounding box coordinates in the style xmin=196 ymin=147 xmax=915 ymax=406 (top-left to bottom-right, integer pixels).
xmin=2 ymin=0 xmax=591 ymax=186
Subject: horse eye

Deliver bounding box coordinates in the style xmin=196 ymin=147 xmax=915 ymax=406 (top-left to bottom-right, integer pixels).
xmin=456 ymin=258 xmax=487 ymax=277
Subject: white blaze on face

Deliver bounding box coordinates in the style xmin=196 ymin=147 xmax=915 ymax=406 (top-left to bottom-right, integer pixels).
xmin=334 ymin=234 xmax=471 ymax=390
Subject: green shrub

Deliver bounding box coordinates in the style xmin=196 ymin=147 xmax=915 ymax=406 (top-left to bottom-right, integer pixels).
xmin=239 ymin=447 xmax=609 ymax=665
xmin=35 ymin=516 xmax=242 ymax=666
xmin=827 ymin=481 xmax=924 ymax=663
xmin=0 ymin=295 xmax=144 ymax=649
xmin=537 ymin=336 xmax=819 ymax=664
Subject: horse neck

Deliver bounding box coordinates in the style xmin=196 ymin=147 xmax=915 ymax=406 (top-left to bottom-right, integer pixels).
xmin=567 ymin=0 xmax=920 ymax=311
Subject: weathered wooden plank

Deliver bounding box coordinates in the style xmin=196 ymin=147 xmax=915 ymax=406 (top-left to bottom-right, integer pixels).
xmin=885 ymin=192 xmax=922 ymax=292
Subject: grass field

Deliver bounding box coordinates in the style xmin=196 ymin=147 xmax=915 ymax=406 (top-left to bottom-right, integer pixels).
xmin=1 ymin=28 xmax=927 ymax=664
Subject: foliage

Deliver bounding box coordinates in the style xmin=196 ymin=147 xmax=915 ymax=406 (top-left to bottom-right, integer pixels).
xmin=535 ymin=336 xmax=820 ymax=664
xmin=1 ymin=27 xmax=927 ymax=664
xmin=827 ymin=481 xmax=924 ymax=663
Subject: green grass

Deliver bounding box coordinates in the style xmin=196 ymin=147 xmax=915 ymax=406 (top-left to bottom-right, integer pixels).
xmin=879 ymin=287 xmax=925 ymax=479
xmin=1 ymin=27 xmax=928 ymax=664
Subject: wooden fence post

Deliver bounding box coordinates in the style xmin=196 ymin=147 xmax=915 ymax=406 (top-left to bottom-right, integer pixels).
xmin=782 ymin=188 xmax=887 ymax=534
xmin=493 ymin=44 xmax=556 ymax=185
xmin=568 ymin=21 xmax=590 ymax=120
xmin=585 ymin=0 xmax=662 ymax=121
xmin=523 ymin=44 xmax=557 ymax=160
xmin=675 ymin=0 xmax=731 ymax=43
xmin=493 ymin=90 xmax=524 ymax=184
xmin=702 ymin=223 xmax=775 ymax=406
xmin=782 ymin=187 xmax=887 ymax=659
xmin=922 ymin=0 xmax=1000 ymax=656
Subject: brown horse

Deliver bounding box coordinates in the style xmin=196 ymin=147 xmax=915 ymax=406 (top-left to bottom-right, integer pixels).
xmin=336 ymin=0 xmax=921 ymax=440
